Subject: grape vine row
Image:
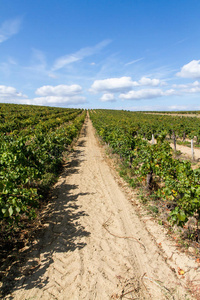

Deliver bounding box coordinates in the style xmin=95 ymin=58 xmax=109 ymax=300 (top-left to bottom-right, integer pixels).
xmin=90 ymin=109 xmax=200 ymax=228
xmin=0 ymin=104 xmax=86 ymax=223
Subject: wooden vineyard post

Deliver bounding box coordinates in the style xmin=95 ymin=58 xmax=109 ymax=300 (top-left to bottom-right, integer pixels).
xmin=152 ymin=134 xmax=155 ymax=145
xmin=183 ymin=132 xmax=186 ymax=142
xmin=146 ymin=170 xmax=153 ymax=190
xmin=173 ymin=130 xmax=176 ymax=152
xmin=191 ymin=139 xmax=195 ymax=161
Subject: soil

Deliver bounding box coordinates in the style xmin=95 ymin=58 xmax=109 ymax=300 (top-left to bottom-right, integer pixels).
xmin=170 ymin=142 xmax=200 ymax=162
xmin=2 ymin=116 xmax=200 ymax=299
xmin=145 ymin=113 xmax=200 ymax=118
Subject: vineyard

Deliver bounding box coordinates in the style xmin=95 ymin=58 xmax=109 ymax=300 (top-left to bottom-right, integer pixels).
xmin=0 ymin=104 xmax=86 ymax=224
xmin=1 ymin=106 xmax=200 ymax=231
xmin=90 ymin=109 xmax=200 ymax=230
xmin=1 ymin=106 xmax=200 ymax=299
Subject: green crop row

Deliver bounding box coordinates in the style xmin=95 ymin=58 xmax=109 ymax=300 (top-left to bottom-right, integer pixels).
xmin=0 ymin=105 xmax=86 ymax=223
xmin=90 ymin=109 xmax=200 ymax=228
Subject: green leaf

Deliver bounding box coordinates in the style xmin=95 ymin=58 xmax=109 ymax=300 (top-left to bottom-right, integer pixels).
xmin=15 ymin=206 xmax=20 ymax=213
xmin=2 ymin=208 xmax=6 ymax=214
xmin=196 ymin=187 xmax=200 ymax=195
xmin=177 ymin=211 xmax=186 ymax=222
xmin=8 ymin=206 xmax=13 ymax=216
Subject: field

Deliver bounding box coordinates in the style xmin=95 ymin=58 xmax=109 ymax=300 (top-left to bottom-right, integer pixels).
xmin=0 ymin=104 xmax=86 ymax=222
xmin=1 ymin=106 xmax=200 ymax=299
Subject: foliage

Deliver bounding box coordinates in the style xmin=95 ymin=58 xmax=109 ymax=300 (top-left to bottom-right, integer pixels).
xmin=0 ymin=104 xmax=86 ymax=223
xmin=90 ymin=109 xmax=200 ymax=228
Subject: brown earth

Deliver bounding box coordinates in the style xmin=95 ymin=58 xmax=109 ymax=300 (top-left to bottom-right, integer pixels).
xmin=145 ymin=113 xmax=200 ymax=118
xmin=3 ymin=116 xmax=200 ymax=299
xmin=170 ymin=142 xmax=200 ymax=162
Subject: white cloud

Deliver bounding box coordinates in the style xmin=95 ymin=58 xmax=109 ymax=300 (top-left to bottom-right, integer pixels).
xmin=119 ymin=88 xmax=177 ymax=100
xmin=119 ymin=88 xmax=163 ymax=100
xmin=35 ymin=84 xmax=82 ymax=96
xmin=100 ymin=93 xmax=115 ymax=102
xmin=0 ymin=17 xmax=22 ymax=43
xmin=90 ymin=77 xmax=137 ymax=93
xmin=0 ymin=85 xmax=27 ymax=101
xmin=185 ymin=86 xmax=200 ymax=94
xmin=31 ymin=95 xmax=86 ymax=106
xmin=172 ymin=83 xmax=190 ymax=89
xmin=125 ymin=57 xmax=144 ymax=66
xmin=172 ymin=80 xmax=200 ymax=89
xmin=177 ymin=60 xmax=200 ymax=78
xmin=33 ymin=84 xmax=86 ymax=106
xmin=168 ymin=105 xmax=188 ymax=110
xmin=52 ymin=39 xmax=111 ymax=70
xmin=90 ymin=76 xmax=164 ymax=94
xmin=138 ymin=77 xmax=160 ymax=86
xmin=164 ymin=89 xmax=177 ymax=96
xmin=0 ymin=84 xmax=86 ymax=106
xmin=172 ymin=81 xmax=200 ymax=94
xmin=120 ymin=105 xmax=193 ymax=111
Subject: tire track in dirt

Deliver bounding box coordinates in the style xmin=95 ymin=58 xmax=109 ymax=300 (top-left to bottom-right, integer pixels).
xmin=5 ymin=115 xmax=194 ymax=299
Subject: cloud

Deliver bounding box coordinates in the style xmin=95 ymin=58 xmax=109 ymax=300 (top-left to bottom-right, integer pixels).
xmin=173 ymin=81 xmax=200 ymax=89
xmin=52 ymin=39 xmax=111 ymax=70
xmin=100 ymin=93 xmax=115 ymax=102
xmin=164 ymin=89 xmax=177 ymax=96
xmin=35 ymin=84 xmax=82 ymax=96
xmin=0 ymin=84 xmax=86 ymax=106
xmin=119 ymin=88 xmax=163 ymax=100
xmin=168 ymin=105 xmax=189 ymax=110
xmin=0 ymin=17 xmax=22 ymax=43
xmin=120 ymin=105 xmax=193 ymax=111
xmin=90 ymin=77 xmax=137 ymax=93
xmin=31 ymin=95 xmax=86 ymax=106
xmin=174 ymin=38 xmax=187 ymax=46
xmin=33 ymin=84 xmax=86 ymax=105
xmin=125 ymin=57 xmax=144 ymax=66
xmin=90 ymin=76 xmax=164 ymax=94
xmin=22 ymin=48 xmax=48 ymax=76
xmin=138 ymin=77 xmax=161 ymax=86
xmin=48 ymin=73 xmax=57 ymax=79
xmin=172 ymin=81 xmax=200 ymax=94
xmin=119 ymin=88 xmax=177 ymax=100
xmin=186 ymin=86 xmax=200 ymax=93
xmin=177 ymin=60 xmax=200 ymax=78
xmin=7 ymin=57 xmax=17 ymax=65
xmin=0 ymin=85 xmax=27 ymax=101
xmin=31 ymin=48 xmax=46 ymax=67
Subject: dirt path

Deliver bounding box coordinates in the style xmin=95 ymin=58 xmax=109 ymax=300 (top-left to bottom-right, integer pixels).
xmin=145 ymin=112 xmax=200 ymax=118
xmin=5 ymin=117 xmax=200 ymax=299
xmin=170 ymin=142 xmax=200 ymax=161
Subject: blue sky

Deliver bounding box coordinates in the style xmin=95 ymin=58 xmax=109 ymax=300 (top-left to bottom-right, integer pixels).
xmin=1 ymin=0 xmax=200 ymax=111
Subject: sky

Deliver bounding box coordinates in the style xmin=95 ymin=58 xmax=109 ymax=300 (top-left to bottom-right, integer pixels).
xmin=1 ymin=0 xmax=200 ymax=111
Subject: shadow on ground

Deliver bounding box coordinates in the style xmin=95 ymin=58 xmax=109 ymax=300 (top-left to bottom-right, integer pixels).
xmin=0 ymin=129 xmax=91 ymax=298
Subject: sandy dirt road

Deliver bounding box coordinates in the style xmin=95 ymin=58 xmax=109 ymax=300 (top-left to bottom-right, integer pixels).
xmin=170 ymin=142 xmax=200 ymax=161
xmin=5 ymin=116 xmax=199 ymax=299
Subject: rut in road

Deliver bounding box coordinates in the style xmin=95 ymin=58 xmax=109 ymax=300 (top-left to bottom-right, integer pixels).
xmin=5 ymin=116 xmax=192 ymax=300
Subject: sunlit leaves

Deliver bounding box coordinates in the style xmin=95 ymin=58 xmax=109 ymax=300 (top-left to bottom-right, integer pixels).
xmin=90 ymin=109 xmax=200 ymax=228
xmin=0 ymin=105 xmax=86 ymax=223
